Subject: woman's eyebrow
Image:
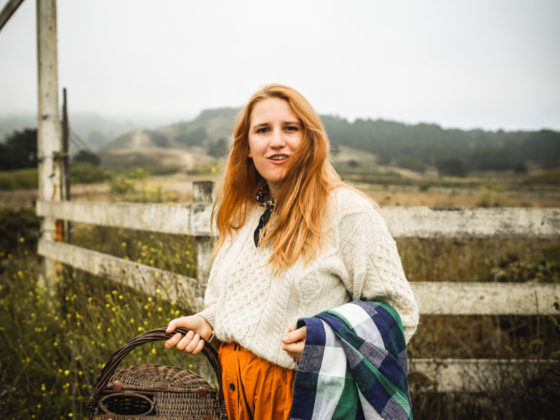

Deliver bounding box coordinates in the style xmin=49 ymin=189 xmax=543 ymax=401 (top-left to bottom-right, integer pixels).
xmin=251 ymin=122 xmax=270 ymax=129
xmin=251 ymin=120 xmax=301 ymax=128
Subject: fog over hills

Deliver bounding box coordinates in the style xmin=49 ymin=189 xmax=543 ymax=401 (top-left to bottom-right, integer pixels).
xmin=2 ymin=108 xmax=559 ymax=173
xmin=0 ymin=113 xmax=184 ymax=151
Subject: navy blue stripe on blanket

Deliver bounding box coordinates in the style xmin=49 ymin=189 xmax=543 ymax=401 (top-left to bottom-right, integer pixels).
xmin=290 ymin=301 xmax=412 ymax=420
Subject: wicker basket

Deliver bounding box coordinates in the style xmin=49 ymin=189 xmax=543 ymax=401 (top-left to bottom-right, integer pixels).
xmin=87 ymin=327 xmax=227 ymax=419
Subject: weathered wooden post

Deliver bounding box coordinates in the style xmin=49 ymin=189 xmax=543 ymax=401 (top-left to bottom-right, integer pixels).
xmin=193 ymin=181 xmax=215 ymax=311
xmin=36 ymin=0 xmax=63 ymax=290
xmin=61 ymin=87 xmax=71 ymax=241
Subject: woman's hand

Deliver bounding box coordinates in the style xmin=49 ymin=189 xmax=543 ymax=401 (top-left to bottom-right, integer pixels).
xmin=281 ymin=325 xmax=307 ymax=363
xmin=164 ymin=315 xmax=213 ymax=355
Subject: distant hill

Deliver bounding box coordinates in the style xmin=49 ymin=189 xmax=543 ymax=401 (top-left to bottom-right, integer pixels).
xmin=100 ymin=107 xmax=560 ymax=173
xmin=0 ymin=113 xmax=180 ymax=151
xmin=99 ymin=108 xmax=238 ymax=169
xmin=100 ymin=108 xmax=237 ymax=152
xmin=4 ymin=108 xmax=559 ymax=174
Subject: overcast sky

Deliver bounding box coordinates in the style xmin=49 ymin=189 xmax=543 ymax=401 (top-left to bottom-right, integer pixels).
xmin=1 ymin=0 xmax=559 ymax=131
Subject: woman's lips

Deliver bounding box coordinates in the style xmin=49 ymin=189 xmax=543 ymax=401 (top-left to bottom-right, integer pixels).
xmin=268 ymin=154 xmax=289 ymax=163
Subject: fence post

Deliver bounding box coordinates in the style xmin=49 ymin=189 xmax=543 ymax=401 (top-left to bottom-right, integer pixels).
xmin=61 ymin=87 xmax=71 ymax=242
xmin=193 ymin=181 xmax=215 ymax=311
xmin=36 ymin=0 xmax=63 ymax=292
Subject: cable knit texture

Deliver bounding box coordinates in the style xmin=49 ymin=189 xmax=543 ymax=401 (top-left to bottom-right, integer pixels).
xmin=197 ymin=186 xmax=419 ymax=370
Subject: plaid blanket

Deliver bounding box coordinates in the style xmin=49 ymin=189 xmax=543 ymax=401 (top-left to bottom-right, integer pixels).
xmin=289 ymin=301 xmax=412 ymax=420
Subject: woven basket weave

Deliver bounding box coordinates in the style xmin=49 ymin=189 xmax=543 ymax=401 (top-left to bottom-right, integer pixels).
xmin=87 ymin=327 xmax=227 ymax=419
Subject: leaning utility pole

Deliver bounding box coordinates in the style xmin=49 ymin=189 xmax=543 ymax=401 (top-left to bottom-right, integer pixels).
xmin=0 ymin=0 xmax=25 ymax=31
xmin=36 ymin=0 xmax=63 ymax=290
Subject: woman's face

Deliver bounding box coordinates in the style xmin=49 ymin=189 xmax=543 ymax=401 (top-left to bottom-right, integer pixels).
xmin=248 ymin=97 xmax=303 ymax=198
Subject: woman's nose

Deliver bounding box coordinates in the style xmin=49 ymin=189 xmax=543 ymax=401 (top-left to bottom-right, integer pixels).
xmin=270 ymin=128 xmax=286 ymax=148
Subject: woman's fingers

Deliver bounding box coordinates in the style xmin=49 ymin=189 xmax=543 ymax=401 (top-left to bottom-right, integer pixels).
xmin=291 ymin=326 xmax=306 ymax=342
xmin=192 ymin=338 xmax=205 ymax=355
xmin=166 ymin=330 xmax=203 ymax=354
xmin=185 ymin=333 xmax=200 ymax=353
xmin=282 ymin=341 xmax=304 ymax=353
xmin=176 ymin=330 xmax=194 ymax=350
xmin=282 ymin=326 xmax=306 ymax=344
xmin=282 ymin=325 xmax=306 ymax=362
xmin=166 ymin=316 xmax=192 ymax=334
xmin=164 ymin=332 xmax=182 ymax=349
xmin=282 ymin=340 xmax=305 ymax=362
xmin=166 ymin=320 xmax=177 ymax=334
xmin=164 ymin=315 xmax=213 ymax=354
xmin=283 ymin=325 xmax=296 ymax=336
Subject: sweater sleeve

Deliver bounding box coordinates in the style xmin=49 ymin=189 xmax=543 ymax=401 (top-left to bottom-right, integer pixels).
xmin=337 ymin=207 xmax=419 ymax=342
xmin=196 ymin=289 xmax=216 ymax=329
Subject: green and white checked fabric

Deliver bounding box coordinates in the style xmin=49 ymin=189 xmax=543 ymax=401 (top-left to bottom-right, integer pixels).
xmin=290 ymin=301 xmax=412 ymax=420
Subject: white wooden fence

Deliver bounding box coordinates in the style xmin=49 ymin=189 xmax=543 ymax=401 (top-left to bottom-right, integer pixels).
xmin=36 ymin=181 xmax=560 ymax=393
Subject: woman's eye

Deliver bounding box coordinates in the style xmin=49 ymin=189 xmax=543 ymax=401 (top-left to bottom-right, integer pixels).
xmin=256 ymin=127 xmax=269 ymax=134
xmin=285 ymin=126 xmax=299 ymax=132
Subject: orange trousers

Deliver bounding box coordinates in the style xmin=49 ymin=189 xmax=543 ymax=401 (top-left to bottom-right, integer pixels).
xmin=219 ymin=342 xmax=296 ymax=420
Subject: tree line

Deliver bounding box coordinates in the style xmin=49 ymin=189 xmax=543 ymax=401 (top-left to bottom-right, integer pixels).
xmin=0 ymin=129 xmax=100 ymax=171
xmin=321 ymin=115 xmax=560 ymax=175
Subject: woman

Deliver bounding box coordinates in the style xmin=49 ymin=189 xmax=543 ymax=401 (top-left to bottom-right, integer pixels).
xmin=165 ymin=84 xmax=418 ymax=419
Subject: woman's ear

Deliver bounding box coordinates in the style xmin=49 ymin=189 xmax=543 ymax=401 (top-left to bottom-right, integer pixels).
xmin=247 ymin=147 xmax=252 ymax=158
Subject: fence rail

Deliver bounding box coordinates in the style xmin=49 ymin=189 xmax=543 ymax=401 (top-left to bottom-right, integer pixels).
xmin=37 ymin=200 xmax=560 ymax=238
xmin=38 ymin=239 xmax=202 ymax=309
xmin=36 ymin=182 xmax=560 ymax=392
xmin=37 ymin=238 xmax=560 ymax=316
xmin=409 ymin=358 xmax=558 ymax=392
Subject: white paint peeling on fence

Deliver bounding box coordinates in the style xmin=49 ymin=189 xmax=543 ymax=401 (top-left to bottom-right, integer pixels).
xmin=38 ymin=239 xmax=204 ymax=311
xmin=36 ymin=201 xmax=560 ymax=239
xmin=380 ymin=206 xmax=560 ymax=238
xmin=412 ymin=281 xmax=560 ymax=315
xmin=409 ymin=358 xmax=558 ymax=393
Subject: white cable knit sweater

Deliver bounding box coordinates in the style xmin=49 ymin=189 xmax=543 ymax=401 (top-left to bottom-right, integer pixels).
xmin=197 ymin=186 xmax=418 ymax=370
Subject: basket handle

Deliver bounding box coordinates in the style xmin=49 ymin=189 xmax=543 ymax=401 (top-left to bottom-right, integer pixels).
xmin=87 ymin=327 xmax=222 ymax=413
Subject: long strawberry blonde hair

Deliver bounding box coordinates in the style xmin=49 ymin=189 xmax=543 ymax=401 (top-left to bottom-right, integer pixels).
xmin=212 ymin=84 xmax=342 ymax=271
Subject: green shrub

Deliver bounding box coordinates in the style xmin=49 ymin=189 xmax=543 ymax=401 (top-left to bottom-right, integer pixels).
xmin=13 ymin=168 xmax=38 ymax=189
xmin=107 ymin=168 xmax=180 ymax=203
xmin=70 ymin=163 xmax=110 ymax=184
xmin=395 ymin=156 xmax=426 ymax=173
xmin=526 ymin=168 xmax=560 ymax=185
xmin=0 ymin=164 xmax=112 ymax=191
xmin=0 ymin=168 xmax=38 ymax=190
xmin=475 ymin=185 xmax=505 ymax=207
xmin=0 ymin=208 xmax=40 ymax=254
xmin=186 ymin=162 xmax=223 ymax=176
xmin=0 ymin=173 xmax=16 ymax=190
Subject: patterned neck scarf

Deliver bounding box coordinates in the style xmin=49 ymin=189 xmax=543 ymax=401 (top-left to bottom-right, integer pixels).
xmin=254 ymin=183 xmax=275 ymax=247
